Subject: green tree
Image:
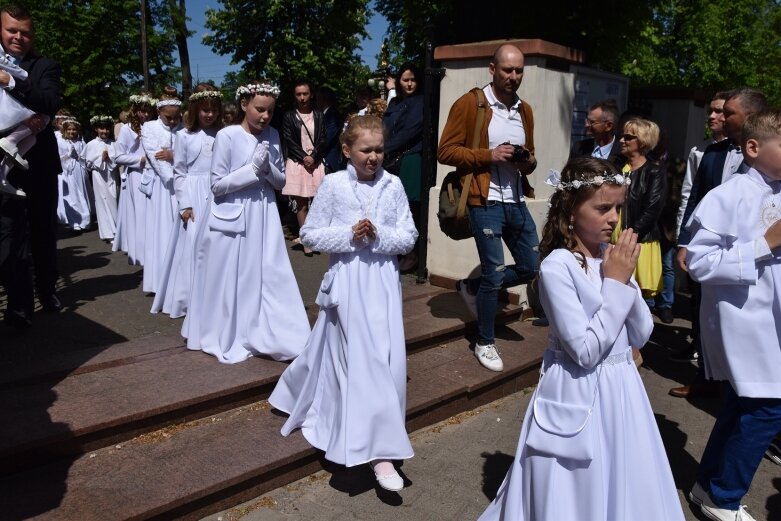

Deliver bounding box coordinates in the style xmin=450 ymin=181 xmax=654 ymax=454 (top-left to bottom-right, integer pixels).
xmin=204 ymin=0 xmax=370 ymax=109
xmin=20 ymin=0 xmax=179 ymax=124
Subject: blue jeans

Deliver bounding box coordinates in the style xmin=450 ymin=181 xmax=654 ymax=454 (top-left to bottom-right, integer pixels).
xmin=656 ymin=240 xmax=675 ymax=309
xmin=697 ymin=381 xmax=781 ymax=509
xmin=467 ymin=202 xmax=539 ymax=345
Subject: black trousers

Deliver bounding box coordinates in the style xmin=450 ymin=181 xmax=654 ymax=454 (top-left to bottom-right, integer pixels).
xmin=0 ymin=193 xmax=34 ymax=318
xmin=23 ymin=170 xmax=59 ymax=298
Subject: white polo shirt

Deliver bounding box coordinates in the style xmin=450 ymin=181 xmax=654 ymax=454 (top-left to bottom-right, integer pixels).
xmin=483 ymin=84 xmax=526 ymax=203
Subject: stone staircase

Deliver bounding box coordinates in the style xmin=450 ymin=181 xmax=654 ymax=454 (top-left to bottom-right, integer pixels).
xmin=0 ymin=283 xmax=546 ymax=520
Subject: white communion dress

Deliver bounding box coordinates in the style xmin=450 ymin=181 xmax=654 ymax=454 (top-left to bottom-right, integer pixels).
xmin=151 ymin=127 xmax=215 ymax=317
xmin=182 ymin=124 xmax=309 ymax=364
xmin=140 ymin=118 xmax=181 ymax=294
xmin=269 ymin=165 xmax=418 ymax=467
xmin=83 ymin=137 xmax=118 ymax=240
xmin=478 ymin=249 xmax=684 ymax=521
xmin=112 ymin=124 xmax=146 ymax=265
xmin=56 ymin=137 xmax=91 ymax=230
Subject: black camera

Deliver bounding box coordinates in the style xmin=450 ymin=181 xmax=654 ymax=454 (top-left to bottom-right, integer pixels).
xmin=501 ymin=142 xmax=530 ymax=163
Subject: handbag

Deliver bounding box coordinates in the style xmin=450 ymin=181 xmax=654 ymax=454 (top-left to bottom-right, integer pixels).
xmin=208 ymin=201 xmax=246 ymax=235
xmin=524 ymin=352 xmax=602 ymax=463
xmin=138 ymin=170 xmax=155 ymax=197
xmin=315 ymin=261 xmax=343 ymax=308
xmin=437 ymin=88 xmax=487 ymax=241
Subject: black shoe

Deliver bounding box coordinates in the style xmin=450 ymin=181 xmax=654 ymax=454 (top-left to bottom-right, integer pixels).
xmin=40 ymin=293 xmax=63 ymax=312
xmin=655 ymin=307 xmax=674 ymax=324
xmin=4 ymin=310 xmax=32 ymax=329
xmin=670 ymin=345 xmax=699 ymax=363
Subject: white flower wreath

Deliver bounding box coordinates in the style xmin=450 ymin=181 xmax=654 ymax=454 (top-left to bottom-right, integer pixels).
xmin=235 ymin=83 xmax=281 ymax=101
xmin=90 ymin=115 xmax=114 ymax=125
xmin=545 ymin=169 xmax=630 ymax=192
xmin=129 ymin=94 xmax=158 ymax=106
xmin=189 ymin=90 xmax=223 ymax=102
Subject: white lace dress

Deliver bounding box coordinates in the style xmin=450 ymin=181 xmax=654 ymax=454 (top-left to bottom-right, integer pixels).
xmin=269 ymin=165 xmax=418 ymax=466
xmin=56 ymin=137 xmax=90 ymax=230
xmin=478 ymin=249 xmax=684 ymax=521
xmin=151 ymin=128 xmax=215 ymax=317
xmin=111 ymin=125 xmax=145 ymax=264
xmin=182 ymin=124 xmax=309 ymax=364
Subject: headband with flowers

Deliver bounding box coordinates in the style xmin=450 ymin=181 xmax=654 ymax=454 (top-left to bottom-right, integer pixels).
xmin=90 ymin=115 xmax=114 ymax=126
xmin=157 ymin=99 xmax=182 ymax=109
xmin=235 ymin=83 xmax=281 ymax=101
xmin=189 ymin=90 xmax=223 ymax=102
xmin=129 ymin=94 xmax=158 ymax=106
xmin=545 ymin=169 xmax=630 ymax=192
xmin=61 ymin=117 xmax=81 ymax=128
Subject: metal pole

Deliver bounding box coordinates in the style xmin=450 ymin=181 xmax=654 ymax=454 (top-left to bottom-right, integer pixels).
xmin=140 ymin=0 xmax=150 ymax=91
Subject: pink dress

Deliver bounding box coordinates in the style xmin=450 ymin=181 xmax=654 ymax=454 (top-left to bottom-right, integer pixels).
xmin=281 ymin=111 xmax=325 ymax=198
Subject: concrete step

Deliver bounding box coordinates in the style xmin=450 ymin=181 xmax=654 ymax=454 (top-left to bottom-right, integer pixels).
xmin=1 ymin=319 xmax=546 ymax=521
xmin=0 ymin=284 xmax=525 ymax=474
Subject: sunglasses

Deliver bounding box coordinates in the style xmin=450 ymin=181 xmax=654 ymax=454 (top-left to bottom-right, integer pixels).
xmin=621 ymin=133 xmax=638 ymax=141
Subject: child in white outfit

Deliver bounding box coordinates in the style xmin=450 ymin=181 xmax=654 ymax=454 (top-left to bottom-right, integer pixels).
xmin=0 ymin=43 xmax=50 ymax=196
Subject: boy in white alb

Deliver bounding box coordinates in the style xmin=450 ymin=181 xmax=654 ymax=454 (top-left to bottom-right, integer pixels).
xmin=685 ymin=109 xmax=781 ymax=521
xmin=0 ymin=43 xmax=50 ymax=196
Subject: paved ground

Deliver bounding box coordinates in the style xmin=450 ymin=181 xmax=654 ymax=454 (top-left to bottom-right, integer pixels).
xmin=2 ymin=225 xmax=780 ymax=520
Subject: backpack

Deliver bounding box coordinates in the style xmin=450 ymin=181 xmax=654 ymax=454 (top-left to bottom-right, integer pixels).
xmin=437 ymin=89 xmax=487 ymax=240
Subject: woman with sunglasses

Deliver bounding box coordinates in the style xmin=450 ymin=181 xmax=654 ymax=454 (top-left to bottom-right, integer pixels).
xmin=615 ymin=119 xmax=666 ymax=319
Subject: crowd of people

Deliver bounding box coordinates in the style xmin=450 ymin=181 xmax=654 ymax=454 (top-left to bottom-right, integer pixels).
xmin=1 ymin=3 xmax=780 ymax=518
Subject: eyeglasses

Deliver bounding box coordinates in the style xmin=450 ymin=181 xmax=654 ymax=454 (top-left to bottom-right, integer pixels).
xmin=621 ymin=133 xmax=638 ymax=141
xmin=585 ymin=118 xmax=606 ymax=126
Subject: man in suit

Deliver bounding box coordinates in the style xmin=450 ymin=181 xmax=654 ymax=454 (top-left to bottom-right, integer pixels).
xmin=570 ymin=99 xmax=625 ymax=169
xmin=0 ymin=4 xmax=62 ymax=327
xmin=670 ymin=87 xmax=767 ymax=398
xmin=316 ymin=86 xmax=344 ymax=173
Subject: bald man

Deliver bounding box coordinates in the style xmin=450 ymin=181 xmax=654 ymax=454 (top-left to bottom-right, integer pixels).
xmin=438 ymin=44 xmax=539 ymax=372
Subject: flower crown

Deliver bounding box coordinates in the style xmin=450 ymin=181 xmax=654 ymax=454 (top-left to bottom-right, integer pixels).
xmin=129 ymin=94 xmax=158 ymax=106
xmin=156 ymin=99 xmax=182 ymax=109
xmin=90 ymin=115 xmax=114 ymax=126
xmin=545 ymin=169 xmax=630 ymax=191
xmin=235 ymin=83 xmax=281 ymax=101
xmin=189 ymin=90 xmax=223 ymax=102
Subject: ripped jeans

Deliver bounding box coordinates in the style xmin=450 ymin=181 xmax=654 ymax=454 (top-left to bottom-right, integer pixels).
xmin=467 ymin=201 xmax=539 ymax=345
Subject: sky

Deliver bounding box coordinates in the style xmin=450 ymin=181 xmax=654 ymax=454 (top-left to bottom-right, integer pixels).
xmin=183 ymin=0 xmax=389 ymax=85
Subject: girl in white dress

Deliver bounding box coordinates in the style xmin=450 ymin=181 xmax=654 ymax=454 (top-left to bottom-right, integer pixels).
xmin=83 ymin=115 xmax=118 ymax=241
xmin=56 ymin=119 xmax=91 ymax=231
xmin=477 ymin=157 xmax=684 ymax=521
xmin=140 ymin=86 xmax=183 ymax=294
xmin=112 ymin=93 xmax=156 ymax=264
xmin=269 ymin=115 xmax=418 ymax=492
xmin=152 ymin=83 xmax=222 ymax=317
xmin=183 ymin=81 xmax=309 ymax=364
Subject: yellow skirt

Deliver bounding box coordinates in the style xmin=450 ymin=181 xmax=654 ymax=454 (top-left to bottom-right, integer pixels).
xmin=611 ymin=218 xmax=663 ymax=298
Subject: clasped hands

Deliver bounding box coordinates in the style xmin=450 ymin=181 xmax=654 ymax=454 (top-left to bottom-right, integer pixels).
xmin=352 ymin=218 xmax=376 ymax=243
xmin=252 ymin=142 xmax=270 ymax=175
xmin=603 ymin=229 xmax=641 ymax=284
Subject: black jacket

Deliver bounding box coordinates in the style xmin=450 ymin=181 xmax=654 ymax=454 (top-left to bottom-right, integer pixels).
xmin=623 ymin=160 xmax=666 ymax=243
xmin=570 ymin=136 xmax=625 ymax=170
xmin=280 ymin=109 xmax=327 ymax=164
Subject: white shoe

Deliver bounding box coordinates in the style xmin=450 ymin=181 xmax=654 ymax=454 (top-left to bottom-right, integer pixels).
xmin=691 ymin=482 xmax=756 ymax=521
xmin=0 ymin=178 xmax=25 ymax=197
xmin=0 ymin=139 xmax=28 ymax=170
xmin=475 ymin=343 xmax=503 ymax=372
xmin=372 ymin=462 xmax=404 ymax=492
xmin=456 ymin=279 xmax=478 ymax=318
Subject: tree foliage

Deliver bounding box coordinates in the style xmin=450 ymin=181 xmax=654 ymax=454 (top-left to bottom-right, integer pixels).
xmin=204 ymin=0 xmax=371 ymax=110
xmin=377 ymin=0 xmax=781 ymax=103
xmin=18 ymin=0 xmax=179 ymax=124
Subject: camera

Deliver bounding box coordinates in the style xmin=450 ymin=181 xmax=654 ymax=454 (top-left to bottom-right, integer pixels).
xmin=501 ymin=142 xmax=531 ymax=163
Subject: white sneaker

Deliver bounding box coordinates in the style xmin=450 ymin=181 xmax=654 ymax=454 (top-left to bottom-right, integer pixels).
xmin=456 ymin=279 xmax=478 ymax=318
xmin=475 ymin=343 xmax=503 ymax=372
xmin=691 ymin=482 xmax=756 ymax=521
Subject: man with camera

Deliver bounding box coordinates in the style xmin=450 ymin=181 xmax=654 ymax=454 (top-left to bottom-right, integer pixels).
xmin=437 ymin=43 xmax=539 ymax=372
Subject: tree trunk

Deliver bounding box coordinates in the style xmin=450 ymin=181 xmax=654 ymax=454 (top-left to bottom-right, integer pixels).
xmin=168 ymin=0 xmax=192 ymax=98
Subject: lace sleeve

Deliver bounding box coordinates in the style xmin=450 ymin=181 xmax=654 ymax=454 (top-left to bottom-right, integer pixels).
xmin=300 ymin=177 xmax=359 ymax=253
xmin=371 ymin=182 xmax=418 ymax=256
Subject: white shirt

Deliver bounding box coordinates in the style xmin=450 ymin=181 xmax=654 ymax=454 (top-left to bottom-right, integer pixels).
xmin=591 ymin=137 xmax=615 ymax=160
xmin=483 ymin=84 xmax=526 ymax=203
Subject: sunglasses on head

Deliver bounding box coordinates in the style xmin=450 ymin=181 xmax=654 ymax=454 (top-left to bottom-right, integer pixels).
xmin=621 ymin=133 xmax=638 ymax=141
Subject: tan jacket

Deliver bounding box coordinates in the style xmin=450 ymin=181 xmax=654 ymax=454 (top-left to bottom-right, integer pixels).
xmin=437 ymin=87 xmax=535 ymax=206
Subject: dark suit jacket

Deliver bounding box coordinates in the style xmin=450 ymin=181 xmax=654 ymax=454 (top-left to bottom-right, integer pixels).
xmin=321 ymin=106 xmax=344 ymax=172
xmin=280 ymin=109 xmax=327 ymax=164
xmin=7 ymin=52 xmax=63 ymax=185
xmin=677 ymin=138 xmax=733 ymax=245
xmin=570 ymin=136 xmax=625 ymax=170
